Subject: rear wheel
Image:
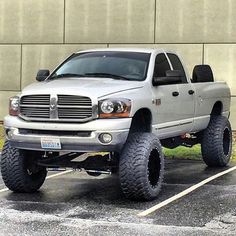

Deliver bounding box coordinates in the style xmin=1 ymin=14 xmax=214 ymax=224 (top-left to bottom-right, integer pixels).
xmin=119 ymin=133 xmax=164 ymax=201
xmin=201 ymin=116 xmax=232 ymax=167
xmin=1 ymin=141 xmax=47 ymax=192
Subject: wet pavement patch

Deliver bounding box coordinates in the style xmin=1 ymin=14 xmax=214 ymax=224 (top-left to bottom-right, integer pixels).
xmin=11 ymin=201 xmax=70 ymax=215
xmin=0 ymin=159 xmax=236 ymax=235
xmin=151 ymin=185 xmax=236 ymax=227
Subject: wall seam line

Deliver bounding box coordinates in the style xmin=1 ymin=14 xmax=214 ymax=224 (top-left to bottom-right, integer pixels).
xmin=63 ymin=0 xmax=66 ymax=44
xmin=20 ymin=44 xmax=23 ymax=91
xmin=202 ymin=43 xmax=205 ymax=64
xmin=154 ymin=0 xmax=157 ymax=43
xmin=0 ymin=90 xmax=22 ymax=92
xmin=1 ymin=43 xmax=236 ymax=45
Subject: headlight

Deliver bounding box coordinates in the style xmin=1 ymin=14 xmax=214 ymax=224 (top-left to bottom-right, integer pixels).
xmin=9 ymin=96 xmax=19 ymax=116
xmin=98 ymin=99 xmax=131 ymax=118
xmin=100 ymin=100 xmax=115 ymax=114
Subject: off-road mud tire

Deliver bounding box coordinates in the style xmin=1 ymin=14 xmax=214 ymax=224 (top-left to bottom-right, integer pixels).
xmin=1 ymin=141 xmax=47 ymax=192
xmin=201 ymin=116 xmax=232 ymax=167
xmin=119 ymin=133 xmax=164 ymax=201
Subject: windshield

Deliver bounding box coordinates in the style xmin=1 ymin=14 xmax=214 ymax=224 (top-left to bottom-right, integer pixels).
xmin=49 ymin=51 xmax=151 ymax=81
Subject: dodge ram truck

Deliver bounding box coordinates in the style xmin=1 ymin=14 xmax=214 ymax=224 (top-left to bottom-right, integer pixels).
xmin=1 ymin=48 xmax=232 ymax=201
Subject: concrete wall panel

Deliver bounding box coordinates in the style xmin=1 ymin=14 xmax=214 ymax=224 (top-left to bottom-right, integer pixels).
xmin=65 ymin=0 xmax=155 ymax=43
xmin=0 ymin=45 xmax=21 ymax=90
xmin=0 ymin=0 xmax=64 ymax=43
xmin=156 ymin=0 xmax=236 ymax=43
xmin=21 ymin=44 xmax=107 ymax=88
xmin=204 ymin=44 xmax=236 ymax=95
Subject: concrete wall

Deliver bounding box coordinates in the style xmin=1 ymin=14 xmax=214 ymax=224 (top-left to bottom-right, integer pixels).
xmin=0 ymin=0 xmax=235 ymax=129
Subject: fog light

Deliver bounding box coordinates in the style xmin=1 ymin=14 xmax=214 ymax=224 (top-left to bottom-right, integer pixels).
xmin=99 ymin=133 xmax=112 ymax=144
xmin=6 ymin=129 xmax=13 ymax=139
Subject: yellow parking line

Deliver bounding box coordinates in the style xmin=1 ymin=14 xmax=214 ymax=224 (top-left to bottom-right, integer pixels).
xmin=138 ymin=165 xmax=236 ymax=217
xmin=0 ymin=169 xmax=74 ymax=193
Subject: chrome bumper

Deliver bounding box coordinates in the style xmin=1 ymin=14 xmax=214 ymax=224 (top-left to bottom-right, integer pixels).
xmin=4 ymin=116 xmax=131 ymax=152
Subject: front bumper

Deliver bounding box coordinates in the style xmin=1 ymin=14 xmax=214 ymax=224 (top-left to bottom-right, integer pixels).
xmin=4 ymin=116 xmax=131 ymax=152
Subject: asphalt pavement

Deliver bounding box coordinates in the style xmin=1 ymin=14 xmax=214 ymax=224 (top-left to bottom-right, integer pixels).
xmin=0 ymin=158 xmax=236 ymax=235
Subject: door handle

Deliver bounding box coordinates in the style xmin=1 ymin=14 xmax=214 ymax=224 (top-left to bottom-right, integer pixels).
xmin=188 ymin=90 xmax=195 ymax=95
xmin=172 ymin=91 xmax=179 ymax=97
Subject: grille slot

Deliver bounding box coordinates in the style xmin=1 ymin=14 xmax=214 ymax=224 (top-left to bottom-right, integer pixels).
xmin=19 ymin=129 xmax=91 ymax=137
xmin=19 ymin=94 xmax=93 ymax=122
xmin=21 ymin=95 xmax=50 ymax=105
xmin=58 ymin=95 xmax=92 ymax=106
xmin=58 ymin=108 xmax=92 ymax=119
xmin=58 ymin=95 xmax=92 ymax=120
xmin=20 ymin=95 xmax=50 ymax=119
xmin=20 ymin=107 xmax=50 ymax=118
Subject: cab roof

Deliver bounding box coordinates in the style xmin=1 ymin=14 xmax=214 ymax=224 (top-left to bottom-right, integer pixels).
xmin=76 ymin=47 xmax=166 ymax=54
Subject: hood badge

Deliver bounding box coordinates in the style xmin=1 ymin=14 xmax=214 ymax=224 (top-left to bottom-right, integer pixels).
xmin=50 ymin=96 xmax=58 ymax=119
xmin=50 ymin=97 xmax=57 ymax=110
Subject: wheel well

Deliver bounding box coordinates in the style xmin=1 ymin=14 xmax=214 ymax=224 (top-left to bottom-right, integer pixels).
xmin=211 ymin=101 xmax=223 ymax=116
xmin=129 ymin=108 xmax=152 ymax=133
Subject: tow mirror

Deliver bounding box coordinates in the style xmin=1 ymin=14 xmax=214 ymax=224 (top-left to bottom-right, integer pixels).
xmin=166 ymin=70 xmax=183 ymax=78
xmin=36 ymin=69 xmax=50 ymax=82
xmin=153 ymin=70 xmax=183 ymax=86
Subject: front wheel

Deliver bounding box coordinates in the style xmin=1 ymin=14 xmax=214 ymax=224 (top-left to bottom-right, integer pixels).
xmin=201 ymin=116 xmax=232 ymax=167
xmin=119 ymin=133 xmax=164 ymax=201
xmin=1 ymin=141 xmax=47 ymax=192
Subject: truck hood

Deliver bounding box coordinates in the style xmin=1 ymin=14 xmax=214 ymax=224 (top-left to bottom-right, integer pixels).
xmin=21 ymin=77 xmax=144 ymax=98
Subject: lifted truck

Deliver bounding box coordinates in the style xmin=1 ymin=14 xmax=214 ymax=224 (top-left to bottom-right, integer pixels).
xmin=1 ymin=48 xmax=232 ymax=201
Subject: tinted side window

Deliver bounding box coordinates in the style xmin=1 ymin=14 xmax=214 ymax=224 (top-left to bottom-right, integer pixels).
xmin=167 ymin=53 xmax=187 ymax=83
xmin=153 ymin=53 xmax=171 ymax=77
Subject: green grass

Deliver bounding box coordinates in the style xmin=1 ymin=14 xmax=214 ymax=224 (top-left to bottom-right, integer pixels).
xmin=164 ymin=143 xmax=236 ymax=161
xmin=163 ymin=145 xmax=202 ymax=160
xmin=0 ymin=125 xmax=4 ymax=150
xmin=0 ymin=139 xmax=4 ymax=150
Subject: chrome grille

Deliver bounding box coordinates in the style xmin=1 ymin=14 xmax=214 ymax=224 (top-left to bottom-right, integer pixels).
xmin=19 ymin=94 xmax=93 ymax=122
xmin=20 ymin=95 xmax=50 ymax=119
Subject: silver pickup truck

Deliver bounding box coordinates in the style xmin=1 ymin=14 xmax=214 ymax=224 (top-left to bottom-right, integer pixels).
xmin=1 ymin=48 xmax=232 ymax=201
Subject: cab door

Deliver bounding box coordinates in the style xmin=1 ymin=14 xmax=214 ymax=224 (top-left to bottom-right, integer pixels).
xmin=167 ymin=53 xmax=195 ymax=132
xmin=152 ymin=53 xmax=182 ymax=138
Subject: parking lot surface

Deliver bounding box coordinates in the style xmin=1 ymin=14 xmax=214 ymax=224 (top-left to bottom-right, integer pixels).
xmin=0 ymin=158 xmax=236 ymax=236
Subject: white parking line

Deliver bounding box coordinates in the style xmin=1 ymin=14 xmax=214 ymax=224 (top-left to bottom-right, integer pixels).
xmin=0 ymin=187 xmax=8 ymax=193
xmin=46 ymin=169 xmax=73 ymax=179
xmin=0 ymin=169 xmax=73 ymax=193
xmin=138 ymin=165 xmax=236 ymax=217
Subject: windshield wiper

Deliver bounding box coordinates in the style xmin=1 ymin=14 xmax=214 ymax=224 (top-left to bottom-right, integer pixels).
xmin=49 ymin=72 xmax=130 ymax=81
xmin=84 ymin=73 xmax=128 ymax=80
xmin=49 ymin=73 xmax=86 ymax=80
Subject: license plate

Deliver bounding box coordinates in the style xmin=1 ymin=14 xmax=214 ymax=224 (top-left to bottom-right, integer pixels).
xmin=41 ymin=137 xmax=61 ymax=150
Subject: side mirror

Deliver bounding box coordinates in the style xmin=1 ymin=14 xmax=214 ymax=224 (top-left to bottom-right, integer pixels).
xmin=153 ymin=70 xmax=183 ymax=86
xmin=36 ymin=69 xmax=50 ymax=82
xmin=166 ymin=70 xmax=183 ymax=78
